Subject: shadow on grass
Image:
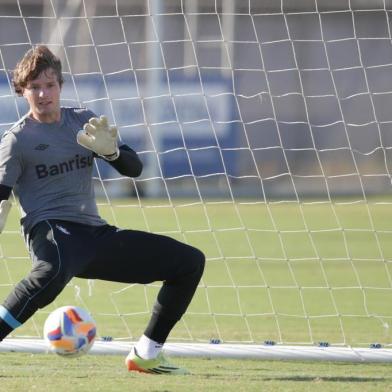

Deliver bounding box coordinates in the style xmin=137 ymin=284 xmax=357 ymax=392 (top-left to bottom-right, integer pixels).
xmin=264 ymin=376 xmax=388 ymax=383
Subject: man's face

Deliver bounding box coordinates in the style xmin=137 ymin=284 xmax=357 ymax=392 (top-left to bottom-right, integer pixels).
xmin=23 ymin=68 xmax=61 ymax=123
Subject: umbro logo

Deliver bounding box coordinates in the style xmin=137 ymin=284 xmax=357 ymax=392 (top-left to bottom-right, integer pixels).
xmin=34 ymin=144 xmax=50 ymax=151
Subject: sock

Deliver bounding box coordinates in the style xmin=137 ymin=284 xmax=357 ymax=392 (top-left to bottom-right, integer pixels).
xmin=134 ymin=334 xmax=163 ymax=360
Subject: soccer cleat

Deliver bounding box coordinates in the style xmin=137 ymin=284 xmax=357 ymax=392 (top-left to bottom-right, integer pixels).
xmin=125 ymin=347 xmax=190 ymax=375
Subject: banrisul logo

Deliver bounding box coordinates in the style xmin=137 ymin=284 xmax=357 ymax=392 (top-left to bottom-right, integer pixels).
xmin=35 ymin=154 xmax=93 ymax=179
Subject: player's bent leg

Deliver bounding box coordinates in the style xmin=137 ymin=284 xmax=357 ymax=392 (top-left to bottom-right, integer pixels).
xmin=0 ymin=221 xmax=77 ymax=341
xmin=130 ymin=241 xmax=204 ymax=373
xmin=81 ymin=229 xmax=205 ymax=329
xmin=144 ymin=245 xmax=205 ymax=344
xmin=0 ymin=254 xmax=70 ymax=340
xmin=78 ymin=227 xmax=205 ymax=371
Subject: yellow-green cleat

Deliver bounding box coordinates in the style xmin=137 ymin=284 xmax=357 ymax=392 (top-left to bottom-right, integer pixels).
xmin=125 ymin=347 xmax=190 ymax=375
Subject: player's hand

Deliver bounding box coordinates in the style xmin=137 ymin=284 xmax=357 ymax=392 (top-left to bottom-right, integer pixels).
xmin=77 ymin=116 xmax=119 ymax=161
xmin=0 ymin=200 xmax=11 ymax=234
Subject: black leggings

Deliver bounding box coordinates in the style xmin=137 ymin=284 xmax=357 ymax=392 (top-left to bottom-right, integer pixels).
xmin=0 ymin=220 xmax=205 ymax=341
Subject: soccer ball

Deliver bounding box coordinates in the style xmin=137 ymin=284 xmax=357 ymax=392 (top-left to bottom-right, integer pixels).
xmin=43 ymin=306 xmax=96 ymax=357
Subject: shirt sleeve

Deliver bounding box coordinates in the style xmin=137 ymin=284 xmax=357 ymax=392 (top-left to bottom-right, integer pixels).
xmin=106 ymin=144 xmax=143 ymax=177
xmin=0 ymin=132 xmax=23 ymax=188
xmin=80 ymin=109 xmax=98 ymax=126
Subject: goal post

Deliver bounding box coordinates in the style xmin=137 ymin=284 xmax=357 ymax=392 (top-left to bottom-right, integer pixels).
xmin=1 ymin=0 xmax=392 ymax=362
xmin=2 ymin=339 xmax=392 ymax=362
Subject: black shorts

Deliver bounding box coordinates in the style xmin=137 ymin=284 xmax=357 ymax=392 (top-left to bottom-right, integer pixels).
xmin=28 ymin=219 xmax=199 ymax=284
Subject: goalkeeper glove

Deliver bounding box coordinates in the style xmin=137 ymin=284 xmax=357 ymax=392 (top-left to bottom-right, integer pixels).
xmin=0 ymin=200 xmax=11 ymax=234
xmin=77 ymin=116 xmax=120 ymax=161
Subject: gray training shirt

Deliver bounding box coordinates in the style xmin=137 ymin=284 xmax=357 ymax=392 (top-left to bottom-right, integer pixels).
xmin=0 ymin=107 xmax=107 ymax=234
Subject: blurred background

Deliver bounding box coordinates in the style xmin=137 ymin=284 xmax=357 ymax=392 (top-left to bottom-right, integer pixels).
xmin=0 ymin=0 xmax=392 ymax=199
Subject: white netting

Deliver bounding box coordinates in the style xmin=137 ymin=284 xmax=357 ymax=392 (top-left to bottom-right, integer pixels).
xmin=0 ymin=0 xmax=392 ymax=359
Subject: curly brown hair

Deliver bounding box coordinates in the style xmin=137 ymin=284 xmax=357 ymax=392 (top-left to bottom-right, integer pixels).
xmin=12 ymin=45 xmax=64 ymax=96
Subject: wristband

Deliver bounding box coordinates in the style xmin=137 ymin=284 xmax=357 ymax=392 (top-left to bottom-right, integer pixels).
xmin=102 ymin=148 xmax=120 ymax=161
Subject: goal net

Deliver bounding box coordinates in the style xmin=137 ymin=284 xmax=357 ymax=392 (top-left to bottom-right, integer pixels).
xmin=1 ymin=0 xmax=392 ymax=361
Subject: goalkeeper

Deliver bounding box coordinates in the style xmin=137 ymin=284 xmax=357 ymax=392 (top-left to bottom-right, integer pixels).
xmin=0 ymin=45 xmax=205 ymax=375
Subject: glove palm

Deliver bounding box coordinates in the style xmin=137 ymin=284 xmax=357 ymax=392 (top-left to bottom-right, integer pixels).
xmin=77 ymin=116 xmax=119 ymax=160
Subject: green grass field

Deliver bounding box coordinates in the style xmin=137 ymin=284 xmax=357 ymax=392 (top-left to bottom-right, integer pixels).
xmin=1 ymin=352 xmax=392 ymax=391
xmin=0 ymin=197 xmax=392 ymax=391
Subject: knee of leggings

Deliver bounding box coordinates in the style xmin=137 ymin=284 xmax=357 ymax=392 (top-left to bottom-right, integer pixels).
xmin=28 ymin=267 xmax=69 ymax=309
xmin=186 ymin=246 xmax=205 ymax=278
xmin=33 ymin=280 xmax=66 ymax=309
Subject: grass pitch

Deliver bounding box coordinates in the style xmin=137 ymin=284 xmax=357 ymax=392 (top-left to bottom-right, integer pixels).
xmin=0 ymin=197 xmax=392 ymax=390
xmin=0 ymin=352 xmax=392 ymax=392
